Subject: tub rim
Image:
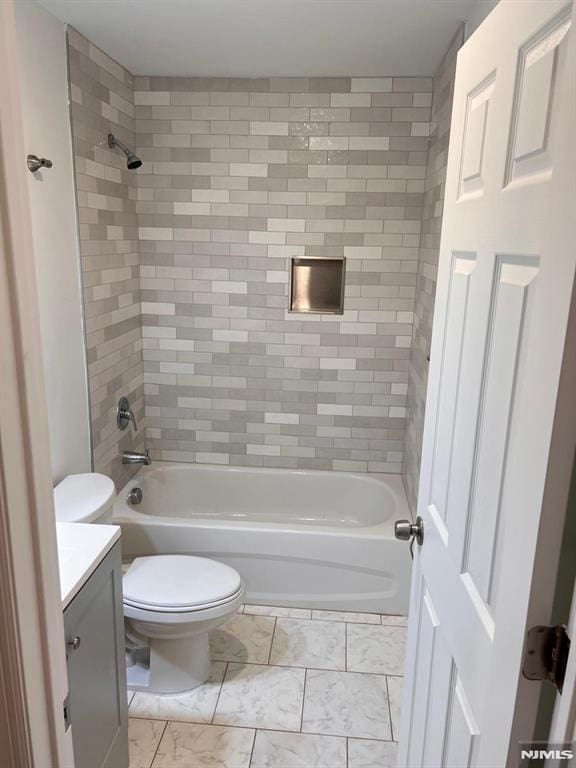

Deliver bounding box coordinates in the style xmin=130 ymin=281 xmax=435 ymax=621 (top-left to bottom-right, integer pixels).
xmin=113 ymin=461 xmax=410 ymax=537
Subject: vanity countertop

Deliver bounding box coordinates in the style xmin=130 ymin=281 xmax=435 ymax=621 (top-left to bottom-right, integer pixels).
xmin=56 ymin=522 xmax=121 ymax=609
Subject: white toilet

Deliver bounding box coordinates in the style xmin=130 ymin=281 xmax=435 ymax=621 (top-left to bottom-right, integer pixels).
xmin=54 ymin=472 xmax=245 ymax=694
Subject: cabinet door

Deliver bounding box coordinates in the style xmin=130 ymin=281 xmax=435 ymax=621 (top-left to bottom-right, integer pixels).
xmin=64 ymin=543 xmax=128 ymax=768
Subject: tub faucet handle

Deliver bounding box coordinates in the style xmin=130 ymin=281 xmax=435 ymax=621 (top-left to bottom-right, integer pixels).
xmin=117 ymin=396 xmax=137 ymax=431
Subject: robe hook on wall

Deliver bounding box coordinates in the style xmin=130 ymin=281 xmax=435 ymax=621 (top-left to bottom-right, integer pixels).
xmin=27 ymin=154 xmax=53 ymax=173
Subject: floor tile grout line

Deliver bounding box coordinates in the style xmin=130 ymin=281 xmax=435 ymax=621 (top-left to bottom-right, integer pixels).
xmin=247 ymin=725 xmax=257 ymax=768
xmin=148 ymin=719 xmax=169 ymax=768
xmin=210 ymin=661 xmax=228 ymax=725
xmin=238 ymin=610 xmax=406 ymax=648
xmin=244 ymin=613 xmax=373 ymax=629
xmin=190 ymin=720 xmax=395 ymax=743
xmin=131 ymin=659 xmax=404 ymax=689
xmin=241 ymin=605 xmax=406 ymax=626
xmin=254 ymin=615 xmax=404 ymax=626
xmin=130 ymin=709 xmax=403 ymax=735
xmin=209 ymin=658 xmax=403 ymax=677
xmin=300 ymin=667 xmax=307 ymax=733
xmin=243 ymin=608 xmax=313 ymax=620
xmin=385 ymin=674 xmax=395 ymax=742
xmin=135 ymin=716 xmax=399 ymax=744
xmin=266 ymin=616 xmax=277 ymax=665
xmin=128 ymin=664 xmax=404 ymax=725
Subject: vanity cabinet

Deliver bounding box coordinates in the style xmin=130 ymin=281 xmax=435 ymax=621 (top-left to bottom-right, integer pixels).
xmin=64 ymin=542 xmax=128 ymax=768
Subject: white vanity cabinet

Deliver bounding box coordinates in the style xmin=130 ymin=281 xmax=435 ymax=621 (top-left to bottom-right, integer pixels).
xmin=63 ymin=542 xmax=128 ymax=768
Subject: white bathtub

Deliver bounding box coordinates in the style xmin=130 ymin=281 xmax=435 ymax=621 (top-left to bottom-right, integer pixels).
xmin=113 ymin=462 xmax=412 ymax=614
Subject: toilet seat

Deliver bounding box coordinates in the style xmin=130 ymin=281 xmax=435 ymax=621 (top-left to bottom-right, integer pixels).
xmin=123 ymin=555 xmax=243 ymax=613
xmin=124 ymin=586 xmax=245 ymax=614
xmin=123 ymin=587 xmax=245 ymax=627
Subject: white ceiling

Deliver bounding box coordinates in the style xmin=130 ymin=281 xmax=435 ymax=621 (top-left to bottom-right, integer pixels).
xmin=35 ymin=0 xmax=477 ymax=77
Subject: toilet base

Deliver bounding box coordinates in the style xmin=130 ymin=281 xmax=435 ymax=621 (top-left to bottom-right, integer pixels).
xmin=126 ymin=632 xmax=212 ymax=694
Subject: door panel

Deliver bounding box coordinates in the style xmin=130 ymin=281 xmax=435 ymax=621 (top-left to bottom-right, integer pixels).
xmin=458 ymin=76 xmax=495 ymax=200
xmin=505 ymin=16 xmax=572 ymax=185
xmin=405 ymin=585 xmax=440 ymax=766
xmin=464 ymin=254 xmax=540 ymax=608
xmin=429 ymin=253 xmax=477 ymax=522
xmin=443 ymin=676 xmax=479 ymax=768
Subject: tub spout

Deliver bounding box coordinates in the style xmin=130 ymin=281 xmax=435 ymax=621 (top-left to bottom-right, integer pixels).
xmin=122 ymin=449 xmax=151 ymax=465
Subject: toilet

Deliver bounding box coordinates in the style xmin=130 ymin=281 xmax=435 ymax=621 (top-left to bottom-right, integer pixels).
xmin=53 ymin=472 xmax=245 ymax=694
xmin=123 ymin=554 xmax=244 ymax=693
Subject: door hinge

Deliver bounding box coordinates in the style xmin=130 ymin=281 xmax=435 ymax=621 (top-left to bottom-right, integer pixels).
xmin=522 ymin=624 xmax=570 ymax=693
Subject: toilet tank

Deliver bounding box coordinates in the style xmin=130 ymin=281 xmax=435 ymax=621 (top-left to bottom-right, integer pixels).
xmin=53 ymin=473 xmax=116 ymax=524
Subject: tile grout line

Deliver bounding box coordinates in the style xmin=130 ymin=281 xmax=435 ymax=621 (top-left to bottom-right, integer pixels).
xmin=385 ymin=674 xmax=395 ymax=742
xmin=241 ymin=606 xmax=406 ymax=626
xmin=145 ymin=715 xmax=399 ymax=768
xmin=266 ymin=616 xmax=278 ymax=665
xmin=148 ymin=719 xmax=169 ymax=768
xmin=247 ymin=726 xmax=257 ymax=768
xmin=208 ymin=658 xmax=404 ymax=678
xmin=135 ymin=715 xmax=398 ymax=743
xmin=210 ymin=661 xmax=228 ymax=724
xmin=128 ymin=665 xmax=404 ymax=726
xmin=300 ymin=667 xmax=307 ymax=733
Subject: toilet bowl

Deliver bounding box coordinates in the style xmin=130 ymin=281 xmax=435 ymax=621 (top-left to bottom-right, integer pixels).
xmin=53 ymin=472 xmax=244 ymax=694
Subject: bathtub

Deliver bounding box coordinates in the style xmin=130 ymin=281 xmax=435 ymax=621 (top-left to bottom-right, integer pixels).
xmin=113 ymin=462 xmax=412 ymax=614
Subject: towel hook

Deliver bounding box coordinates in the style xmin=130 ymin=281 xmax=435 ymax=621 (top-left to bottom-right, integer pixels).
xmin=27 ymin=154 xmax=53 ymax=173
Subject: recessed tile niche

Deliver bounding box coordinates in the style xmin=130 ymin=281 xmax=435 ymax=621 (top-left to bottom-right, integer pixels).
xmin=289 ymin=257 xmax=346 ymax=315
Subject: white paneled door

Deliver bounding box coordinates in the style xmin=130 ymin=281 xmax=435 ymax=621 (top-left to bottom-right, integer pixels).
xmin=398 ymin=1 xmax=575 ymax=767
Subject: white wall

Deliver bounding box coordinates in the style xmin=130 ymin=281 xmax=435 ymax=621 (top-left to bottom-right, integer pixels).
xmin=15 ymin=0 xmax=91 ymax=484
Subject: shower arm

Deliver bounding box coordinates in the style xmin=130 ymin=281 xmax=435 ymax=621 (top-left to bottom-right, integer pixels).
xmin=107 ymin=133 xmax=142 ymax=170
xmin=108 ymin=133 xmax=129 ymax=154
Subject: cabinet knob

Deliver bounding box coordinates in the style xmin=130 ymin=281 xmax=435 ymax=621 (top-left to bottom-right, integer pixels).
xmin=67 ymin=636 xmax=81 ymax=652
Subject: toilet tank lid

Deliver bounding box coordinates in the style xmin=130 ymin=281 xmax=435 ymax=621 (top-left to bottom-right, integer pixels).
xmin=53 ymin=473 xmax=116 ymax=524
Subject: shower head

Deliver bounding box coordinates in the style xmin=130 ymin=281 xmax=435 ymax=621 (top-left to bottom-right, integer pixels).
xmin=125 ymin=153 xmax=142 ymax=170
xmin=107 ymin=133 xmax=142 ymax=170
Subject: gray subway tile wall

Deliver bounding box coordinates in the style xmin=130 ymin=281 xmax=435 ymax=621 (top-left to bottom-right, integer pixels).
xmin=68 ymin=29 xmax=145 ymax=487
xmin=134 ymin=76 xmax=432 ymax=472
xmin=66 ymin=27 xmax=446 ymax=478
xmin=402 ymin=29 xmax=464 ymax=509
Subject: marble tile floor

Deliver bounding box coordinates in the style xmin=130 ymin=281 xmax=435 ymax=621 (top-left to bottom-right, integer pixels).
xmin=128 ymin=605 xmax=407 ymax=768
